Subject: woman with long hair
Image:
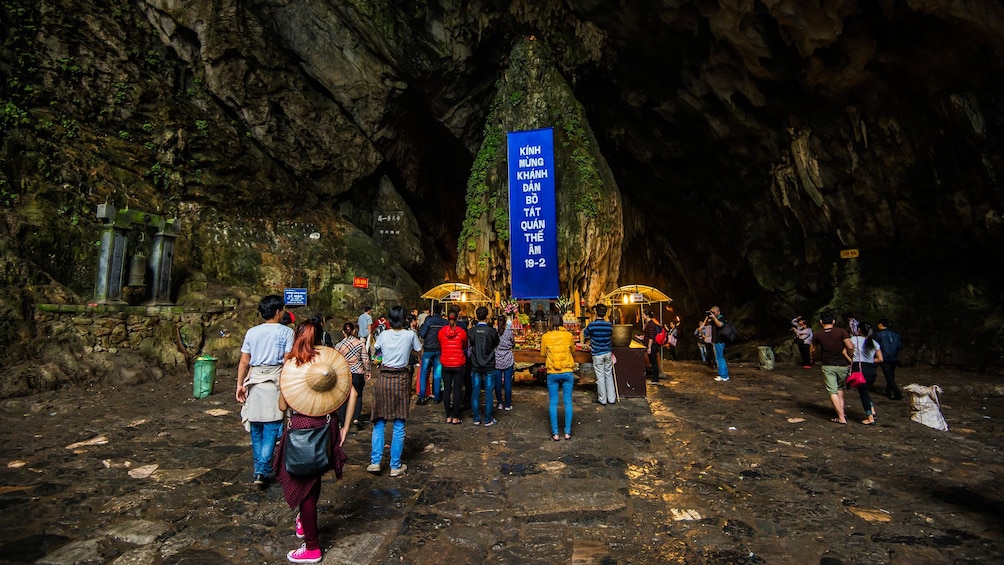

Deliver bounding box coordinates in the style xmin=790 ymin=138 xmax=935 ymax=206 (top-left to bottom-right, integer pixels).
xmin=438 ymin=309 xmax=468 ymax=424
xmin=275 ymin=321 xmax=358 ymax=564
xmin=848 ymin=322 xmax=884 ymax=425
xmin=368 ymin=306 xmax=422 ymax=477
xmin=334 ymin=321 xmax=370 ymax=429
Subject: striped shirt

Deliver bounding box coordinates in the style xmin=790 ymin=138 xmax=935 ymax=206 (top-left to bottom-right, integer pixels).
xmin=582 ymin=319 xmax=613 ymax=355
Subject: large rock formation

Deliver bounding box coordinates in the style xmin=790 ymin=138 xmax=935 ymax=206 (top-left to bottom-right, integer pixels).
xmin=1 ymin=0 xmax=1002 ymax=394
xmin=456 ymin=40 xmax=623 ymax=308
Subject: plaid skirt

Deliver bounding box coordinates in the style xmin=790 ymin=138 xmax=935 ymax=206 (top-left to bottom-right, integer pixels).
xmin=371 ymin=367 xmax=412 ymax=421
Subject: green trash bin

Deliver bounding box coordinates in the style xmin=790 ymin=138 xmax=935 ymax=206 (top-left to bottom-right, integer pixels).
xmin=193 ymin=355 xmax=218 ymax=399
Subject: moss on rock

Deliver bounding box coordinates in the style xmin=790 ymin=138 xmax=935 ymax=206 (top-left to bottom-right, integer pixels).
xmin=457 ymin=39 xmax=623 ymax=307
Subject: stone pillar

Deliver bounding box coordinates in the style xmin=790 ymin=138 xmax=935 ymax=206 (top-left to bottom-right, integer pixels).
xmin=94 ymin=225 xmax=130 ymax=304
xmin=147 ymin=230 xmax=177 ymax=305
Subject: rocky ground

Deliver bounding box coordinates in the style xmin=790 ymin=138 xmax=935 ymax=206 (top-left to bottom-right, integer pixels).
xmin=0 ymin=358 xmax=1001 ymax=565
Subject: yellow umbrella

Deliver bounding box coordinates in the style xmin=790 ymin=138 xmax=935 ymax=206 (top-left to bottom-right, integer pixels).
xmin=420 ymin=282 xmax=492 ymax=303
xmin=601 ymin=284 xmax=672 ymax=305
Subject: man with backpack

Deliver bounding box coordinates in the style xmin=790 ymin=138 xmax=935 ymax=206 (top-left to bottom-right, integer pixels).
xmin=417 ymin=306 xmax=448 ymax=404
xmin=705 ymin=306 xmax=731 ymax=382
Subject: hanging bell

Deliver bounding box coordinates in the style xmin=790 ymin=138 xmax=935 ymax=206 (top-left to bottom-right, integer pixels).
xmin=128 ymin=250 xmax=147 ymax=287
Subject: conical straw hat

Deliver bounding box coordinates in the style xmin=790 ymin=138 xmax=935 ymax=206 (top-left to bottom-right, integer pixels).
xmin=279 ymin=346 xmax=352 ymax=416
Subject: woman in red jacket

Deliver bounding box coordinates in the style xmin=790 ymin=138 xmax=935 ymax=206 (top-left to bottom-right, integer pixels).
xmin=438 ymin=311 xmax=468 ymax=424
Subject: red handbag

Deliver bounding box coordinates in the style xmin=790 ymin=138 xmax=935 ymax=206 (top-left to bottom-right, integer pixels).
xmin=846 ymin=362 xmax=866 ymax=388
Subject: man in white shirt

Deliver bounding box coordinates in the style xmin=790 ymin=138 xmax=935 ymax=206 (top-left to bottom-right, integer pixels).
xmin=236 ymin=295 xmax=293 ymax=489
xmin=357 ymin=305 xmax=373 ymax=340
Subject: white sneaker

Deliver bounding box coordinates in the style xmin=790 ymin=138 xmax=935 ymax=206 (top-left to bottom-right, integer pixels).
xmin=390 ymin=464 xmax=407 ymax=477
xmin=504 ymin=406 xmax=512 ymax=411
xmin=366 ymin=463 xmax=381 ymax=474
xmin=714 ymin=376 xmax=730 ymax=382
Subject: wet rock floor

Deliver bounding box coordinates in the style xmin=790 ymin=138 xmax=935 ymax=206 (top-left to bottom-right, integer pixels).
xmin=0 ymin=360 xmax=1002 ymax=564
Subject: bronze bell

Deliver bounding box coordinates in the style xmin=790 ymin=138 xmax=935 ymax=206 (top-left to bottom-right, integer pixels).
xmin=128 ymin=250 xmax=147 ymax=287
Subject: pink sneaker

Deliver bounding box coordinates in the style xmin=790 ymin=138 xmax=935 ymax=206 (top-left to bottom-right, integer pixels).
xmin=295 ymin=514 xmax=304 ymax=539
xmin=287 ymin=543 xmax=321 ymax=563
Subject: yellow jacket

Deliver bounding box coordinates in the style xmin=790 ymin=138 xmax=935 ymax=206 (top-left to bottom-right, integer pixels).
xmin=540 ymin=327 xmax=576 ymax=374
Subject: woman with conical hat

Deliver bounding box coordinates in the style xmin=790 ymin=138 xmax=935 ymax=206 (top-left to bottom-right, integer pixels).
xmin=274 ymin=321 xmax=357 ymax=564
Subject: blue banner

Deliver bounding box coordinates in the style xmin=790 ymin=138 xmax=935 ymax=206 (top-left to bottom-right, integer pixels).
xmin=508 ymin=127 xmax=559 ymax=299
xmin=284 ymin=288 xmax=308 ymax=306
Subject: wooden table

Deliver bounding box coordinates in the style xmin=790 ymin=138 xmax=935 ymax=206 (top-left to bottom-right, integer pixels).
xmin=512 ymin=349 xmax=593 ymax=365
xmin=612 ymin=345 xmax=647 ymax=398
xmin=514 ymin=344 xmax=647 ymax=398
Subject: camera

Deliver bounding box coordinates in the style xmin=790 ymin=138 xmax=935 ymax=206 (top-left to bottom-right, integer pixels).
xmin=705 ymin=310 xmax=714 ymax=316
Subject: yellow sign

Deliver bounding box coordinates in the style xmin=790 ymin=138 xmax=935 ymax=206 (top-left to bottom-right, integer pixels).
xmin=840 ymin=249 xmax=860 ymax=259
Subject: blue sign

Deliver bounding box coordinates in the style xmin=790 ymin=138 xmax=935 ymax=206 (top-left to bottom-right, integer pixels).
xmin=508 ymin=127 xmax=559 ymax=299
xmin=284 ymin=288 xmax=308 ymax=306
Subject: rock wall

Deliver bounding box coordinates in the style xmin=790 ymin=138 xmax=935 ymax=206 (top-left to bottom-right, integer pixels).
xmin=2 ymin=0 xmax=1003 ymax=385
xmin=2 ymin=304 xmax=225 ymax=399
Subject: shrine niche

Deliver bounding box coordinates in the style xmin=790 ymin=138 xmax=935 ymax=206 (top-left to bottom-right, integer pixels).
xmin=93 ymin=204 xmax=179 ymax=305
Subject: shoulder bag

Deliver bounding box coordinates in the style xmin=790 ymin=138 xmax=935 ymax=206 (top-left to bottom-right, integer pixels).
xmin=846 ymin=361 xmax=866 ymax=388
xmin=284 ymin=414 xmax=332 ymax=477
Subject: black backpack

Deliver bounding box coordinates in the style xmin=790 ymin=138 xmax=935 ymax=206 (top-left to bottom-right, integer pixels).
xmin=720 ymin=319 xmax=738 ymax=344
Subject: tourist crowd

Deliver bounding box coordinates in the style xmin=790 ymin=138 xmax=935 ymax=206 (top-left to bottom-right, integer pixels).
xmin=235 ymin=295 xmax=901 ymax=563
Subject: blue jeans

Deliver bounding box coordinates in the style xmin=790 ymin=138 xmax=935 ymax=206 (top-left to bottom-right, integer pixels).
xmin=471 ymin=370 xmax=496 ymax=423
xmin=546 ymin=372 xmax=575 ymax=436
xmin=419 ymin=351 xmax=442 ymax=399
xmin=370 ymin=418 xmax=406 ymax=470
xmin=249 ymin=420 xmax=282 ymax=476
xmin=714 ymin=343 xmax=729 ymax=379
xmin=494 ymin=366 xmax=514 ymax=408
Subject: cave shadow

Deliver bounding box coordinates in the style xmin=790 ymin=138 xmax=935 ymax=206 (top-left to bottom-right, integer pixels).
xmin=796 ymin=400 xmax=847 ymax=423
xmin=911 ymin=478 xmax=1004 ymax=527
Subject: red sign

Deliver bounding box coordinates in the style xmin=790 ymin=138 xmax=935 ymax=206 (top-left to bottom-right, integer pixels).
xmin=353 ymin=277 xmax=369 ymax=289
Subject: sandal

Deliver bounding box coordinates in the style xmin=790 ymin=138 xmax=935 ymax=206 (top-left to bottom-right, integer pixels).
xmin=564 ymin=434 xmax=572 ymax=440
xmin=551 ymin=435 xmax=561 ymax=441
xmin=830 ymin=418 xmax=847 ymax=425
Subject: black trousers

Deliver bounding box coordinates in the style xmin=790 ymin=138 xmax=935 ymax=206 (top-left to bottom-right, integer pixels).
xmin=648 ymin=349 xmax=661 ymax=379
xmin=442 ymin=366 xmax=465 ymax=419
xmin=880 ymin=360 xmax=902 ymax=399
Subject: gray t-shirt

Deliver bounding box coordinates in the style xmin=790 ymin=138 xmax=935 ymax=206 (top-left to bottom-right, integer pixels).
xmin=241 ymin=322 xmax=293 ymax=366
xmin=375 ymin=329 xmax=422 ymax=369
xmin=358 ymin=312 xmax=373 ymax=338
